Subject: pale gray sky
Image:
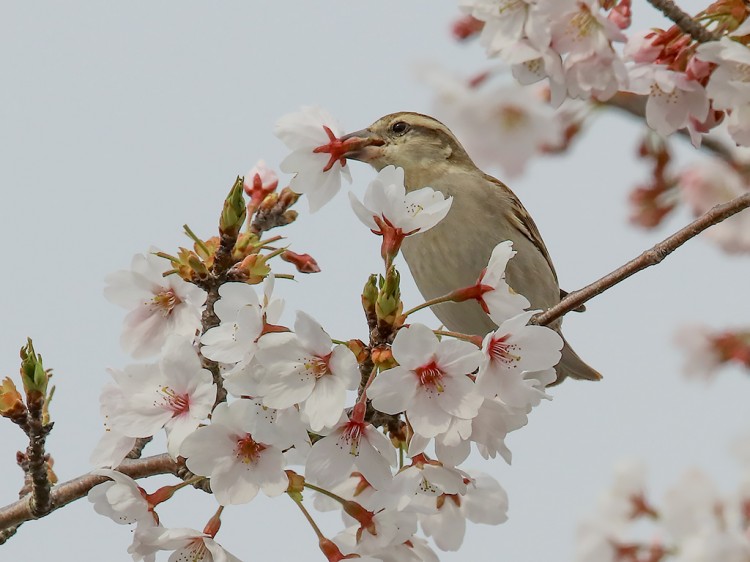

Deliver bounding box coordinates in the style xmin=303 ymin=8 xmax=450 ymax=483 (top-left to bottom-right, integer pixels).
xmin=1 ymin=2 xmax=748 ymax=561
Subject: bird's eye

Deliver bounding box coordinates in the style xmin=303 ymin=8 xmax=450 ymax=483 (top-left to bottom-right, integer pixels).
xmin=391 ymin=121 xmax=410 ymax=135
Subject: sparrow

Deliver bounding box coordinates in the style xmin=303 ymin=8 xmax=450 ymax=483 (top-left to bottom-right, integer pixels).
xmin=340 ymin=112 xmax=601 ymax=384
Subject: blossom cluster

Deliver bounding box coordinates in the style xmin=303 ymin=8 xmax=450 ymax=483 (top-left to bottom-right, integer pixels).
xmin=575 ymin=454 xmax=750 ymax=562
xmin=87 ymin=107 xmax=565 ymax=561
xmin=416 ymin=1 xmax=750 ymax=255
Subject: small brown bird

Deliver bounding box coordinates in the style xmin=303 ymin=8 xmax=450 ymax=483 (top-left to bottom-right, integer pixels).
xmin=341 ymin=112 xmax=601 ymax=384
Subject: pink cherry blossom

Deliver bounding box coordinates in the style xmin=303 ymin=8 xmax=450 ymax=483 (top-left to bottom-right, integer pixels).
xmin=104 ymin=251 xmax=206 ymax=358
xmin=368 ymin=324 xmax=483 ymax=439
xmin=627 ymin=65 xmax=709 ymax=142
xmin=679 ymin=159 xmax=750 ymax=253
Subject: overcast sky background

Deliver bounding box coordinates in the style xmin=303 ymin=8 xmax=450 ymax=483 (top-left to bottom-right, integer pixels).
xmin=1 ymin=2 xmax=749 ymax=561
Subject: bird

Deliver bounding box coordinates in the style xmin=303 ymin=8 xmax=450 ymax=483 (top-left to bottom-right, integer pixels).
xmin=340 ymin=111 xmax=601 ymax=384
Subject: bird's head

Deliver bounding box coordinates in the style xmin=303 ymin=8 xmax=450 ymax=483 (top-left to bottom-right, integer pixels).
xmin=341 ymin=112 xmax=475 ymax=186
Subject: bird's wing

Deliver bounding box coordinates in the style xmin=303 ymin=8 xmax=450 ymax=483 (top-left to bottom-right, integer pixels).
xmin=484 ymin=173 xmax=559 ymax=283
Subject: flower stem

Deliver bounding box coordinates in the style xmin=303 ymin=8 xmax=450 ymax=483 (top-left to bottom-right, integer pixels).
xmin=290 ymin=495 xmax=325 ymax=541
xmin=401 ymin=294 xmax=456 ymax=319
xmin=303 ymin=483 xmax=350 ymax=507
xmin=433 ymin=330 xmax=478 ymax=343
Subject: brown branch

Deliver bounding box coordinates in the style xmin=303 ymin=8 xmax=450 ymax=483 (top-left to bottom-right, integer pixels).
xmin=0 ymin=453 xmax=178 ymax=532
xmin=533 ymin=193 xmax=750 ymax=326
xmin=24 ymin=397 xmax=53 ymax=518
xmin=645 ymin=0 xmax=719 ymax=43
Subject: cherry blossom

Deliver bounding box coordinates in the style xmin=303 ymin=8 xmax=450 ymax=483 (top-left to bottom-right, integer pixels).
xmin=627 ymin=65 xmax=709 ymax=142
xmin=133 ymin=526 xmax=241 ymax=562
xmin=305 ymin=412 xmax=396 ymax=491
xmin=476 ymin=310 xmax=562 ymax=407
xmin=88 ymin=469 xmax=154 ymax=526
xmin=457 ymin=240 xmax=530 ymax=323
xmin=420 ymin=471 xmax=508 ymax=551
xmin=180 ymin=399 xmax=301 ymax=505
xmin=349 ymin=165 xmax=452 ymax=262
xmin=459 ymin=0 xmax=550 ymax=58
xmin=98 ymin=336 xmax=216 ymax=460
xmin=696 ymin=23 xmax=750 ymax=145
xmin=417 ymin=63 xmax=565 ymax=175
xmin=368 ymin=324 xmax=483 ymax=439
xmin=389 ymin=456 xmax=469 ymax=512
xmin=199 ymin=283 xmax=266 ymax=364
xmin=275 ymin=106 xmax=352 ymax=212
xmin=679 ymin=159 xmax=750 ymax=253
xmin=104 ymin=251 xmax=206 ymax=358
xmin=335 ymin=508 xmax=419 ymax=556
xmin=255 ymin=311 xmax=359 ymax=431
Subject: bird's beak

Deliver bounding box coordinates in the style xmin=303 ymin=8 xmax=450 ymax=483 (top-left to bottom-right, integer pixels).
xmin=339 ymin=129 xmax=386 ymax=163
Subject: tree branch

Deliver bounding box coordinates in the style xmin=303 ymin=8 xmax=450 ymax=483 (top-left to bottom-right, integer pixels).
xmin=533 ymin=193 xmax=750 ymax=327
xmin=645 ymin=0 xmax=718 ymax=43
xmin=0 ymin=454 xmax=177 ymax=533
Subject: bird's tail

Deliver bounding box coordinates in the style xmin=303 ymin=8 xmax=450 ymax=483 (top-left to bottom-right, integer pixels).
xmin=553 ymin=336 xmax=602 ymax=385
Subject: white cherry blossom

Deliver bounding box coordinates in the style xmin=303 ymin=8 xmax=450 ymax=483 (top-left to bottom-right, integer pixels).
xmin=199 ymin=283 xmax=265 ymax=364
xmin=88 ymin=469 xmax=154 ymax=526
xmin=476 ymin=310 xmax=563 ymax=407
xmin=255 ymin=311 xmax=359 ymax=431
xmin=368 ymin=324 xmax=483 ymax=439
xmin=132 ymin=526 xmax=241 ymax=562
xmin=180 ymin=399 xmax=300 ymax=505
xmin=275 ymin=106 xmax=352 ymax=212
xmin=420 ymin=471 xmax=508 ymax=551
xmin=460 ymin=0 xmax=550 ymax=58
xmin=305 ymin=412 xmax=396 ymax=491
xmin=475 ymin=240 xmax=531 ymax=323
xmin=104 ymin=251 xmax=206 ymax=358
xmin=103 ymin=336 xmax=216 ymax=459
xmin=349 ymin=165 xmax=452 ymax=235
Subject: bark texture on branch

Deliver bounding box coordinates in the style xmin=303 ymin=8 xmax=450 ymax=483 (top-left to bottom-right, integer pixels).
xmin=0 ymin=454 xmax=177 ymax=533
xmin=533 ymin=193 xmax=750 ymax=327
xmin=646 ymin=0 xmax=719 ymax=43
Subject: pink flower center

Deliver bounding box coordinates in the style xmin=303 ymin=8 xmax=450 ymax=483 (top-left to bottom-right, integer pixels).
xmin=339 ymin=419 xmax=366 ymax=456
xmin=151 ymin=288 xmax=181 ymax=317
xmin=159 ymin=387 xmax=190 ymax=416
xmin=415 ymin=360 xmax=445 ymax=392
xmin=488 ymin=335 xmax=521 ymax=367
xmin=235 ymin=434 xmax=267 ymax=464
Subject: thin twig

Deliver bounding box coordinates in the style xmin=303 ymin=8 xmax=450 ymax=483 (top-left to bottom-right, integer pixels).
xmin=0 ymin=454 xmax=178 ymax=532
xmin=125 ymin=436 xmax=153 ymax=460
xmin=533 ymin=193 xmax=750 ymax=326
xmin=645 ymin=0 xmax=719 ymax=43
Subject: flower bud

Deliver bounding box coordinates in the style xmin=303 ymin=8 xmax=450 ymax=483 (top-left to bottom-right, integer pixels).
xmin=0 ymin=377 xmax=26 ymax=420
xmin=361 ymin=274 xmax=378 ymax=326
xmin=281 ymin=250 xmax=320 ymax=273
xmin=228 ymin=253 xmax=271 ymax=284
xmin=345 ymin=339 xmax=368 ymax=364
xmin=20 ymin=339 xmax=47 ymax=397
xmin=375 ymin=267 xmax=403 ymax=330
xmin=219 ymin=176 xmax=247 ymax=238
